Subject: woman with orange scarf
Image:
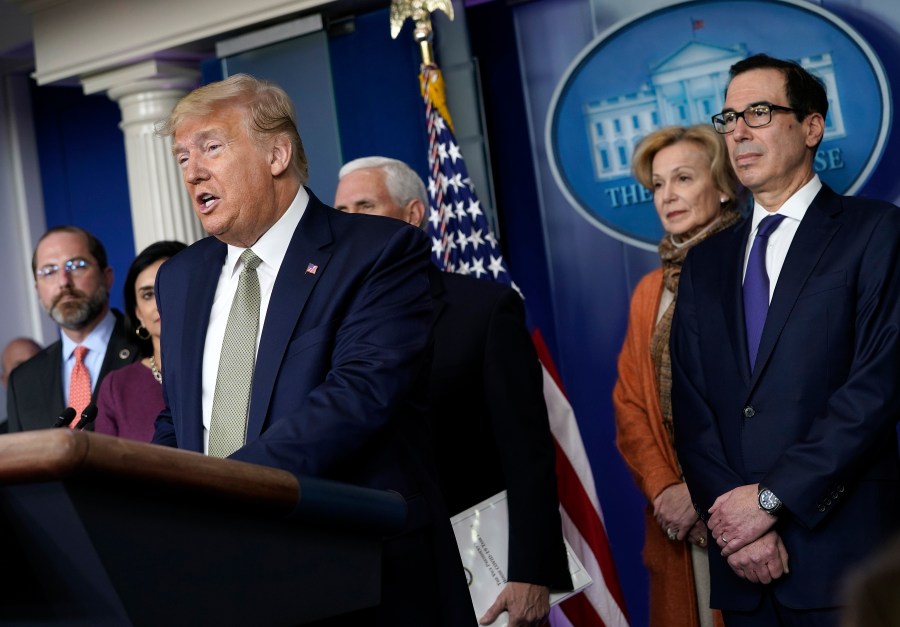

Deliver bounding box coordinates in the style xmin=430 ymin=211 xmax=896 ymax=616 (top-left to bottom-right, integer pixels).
xmin=614 ymin=124 xmax=745 ymax=627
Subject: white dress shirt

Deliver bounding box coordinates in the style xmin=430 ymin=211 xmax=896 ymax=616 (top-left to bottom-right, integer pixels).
xmin=742 ymin=175 xmax=823 ymax=302
xmin=201 ymin=187 xmax=309 ymax=453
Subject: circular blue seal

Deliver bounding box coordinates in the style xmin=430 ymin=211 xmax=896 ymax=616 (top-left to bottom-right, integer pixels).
xmin=546 ymin=0 xmax=891 ymax=250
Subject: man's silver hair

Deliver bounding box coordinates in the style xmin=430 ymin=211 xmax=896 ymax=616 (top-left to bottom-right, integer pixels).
xmin=339 ymin=156 xmax=429 ymax=210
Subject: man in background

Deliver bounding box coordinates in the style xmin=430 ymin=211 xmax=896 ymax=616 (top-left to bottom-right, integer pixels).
xmin=335 ymin=156 xmax=572 ymax=627
xmin=152 ymin=74 xmax=474 ymax=626
xmin=0 ymin=337 xmax=41 ymax=433
xmin=671 ymin=53 xmax=900 ymax=626
xmin=7 ymin=226 xmax=139 ymax=432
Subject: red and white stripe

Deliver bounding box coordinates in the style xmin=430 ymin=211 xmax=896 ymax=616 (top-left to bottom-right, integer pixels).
xmin=533 ymin=330 xmax=630 ymax=627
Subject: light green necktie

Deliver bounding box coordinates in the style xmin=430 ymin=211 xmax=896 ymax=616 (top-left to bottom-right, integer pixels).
xmin=208 ymin=249 xmax=262 ymax=458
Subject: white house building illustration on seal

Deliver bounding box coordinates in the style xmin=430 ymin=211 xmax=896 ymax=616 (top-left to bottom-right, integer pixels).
xmin=584 ymin=42 xmax=845 ymax=181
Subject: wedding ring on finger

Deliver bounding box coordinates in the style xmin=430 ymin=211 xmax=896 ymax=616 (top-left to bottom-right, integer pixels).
xmin=667 ymin=528 xmax=678 ymax=541
xmin=721 ymin=534 xmax=729 ymax=544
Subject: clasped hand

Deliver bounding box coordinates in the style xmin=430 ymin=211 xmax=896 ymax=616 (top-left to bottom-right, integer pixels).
xmin=653 ymin=483 xmax=708 ymax=546
xmin=725 ymin=530 xmax=790 ymax=583
xmin=708 ymin=484 xmax=774 ymax=555
xmin=707 ymin=484 xmax=789 ymax=581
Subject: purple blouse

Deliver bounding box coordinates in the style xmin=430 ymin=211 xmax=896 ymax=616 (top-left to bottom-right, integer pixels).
xmin=95 ymin=360 xmax=165 ymax=442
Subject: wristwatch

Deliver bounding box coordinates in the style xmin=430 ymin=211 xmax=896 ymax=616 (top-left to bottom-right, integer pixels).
xmin=758 ymin=486 xmax=783 ymax=516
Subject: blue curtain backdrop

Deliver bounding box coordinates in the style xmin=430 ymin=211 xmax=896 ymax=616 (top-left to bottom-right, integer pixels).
xmin=32 ymin=85 xmax=133 ymax=314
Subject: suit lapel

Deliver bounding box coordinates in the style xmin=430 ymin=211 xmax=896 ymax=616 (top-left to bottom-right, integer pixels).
xmin=750 ymin=187 xmax=842 ymax=388
xmin=428 ymin=265 xmax=448 ymax=325
xmin=94 ymin=312 xmax=138 ymax=396
xmin=247 ymin=193 xmax=334 ymax=438
xmin=721 ymin=219 xmax=754 ymax=385
xmin=47 ymin=342 xmax=65 ymax=419
xmin=181 ymin=241 xmax=225 ymax=450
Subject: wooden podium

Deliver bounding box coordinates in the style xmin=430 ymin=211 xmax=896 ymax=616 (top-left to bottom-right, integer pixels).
xmin=0 ymin=429 xmax=407 ymax=626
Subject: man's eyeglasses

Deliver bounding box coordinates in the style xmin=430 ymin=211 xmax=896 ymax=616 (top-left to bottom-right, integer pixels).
xmin=36 ymin=258 xmax=92 ymax=280
xmin=711 ymin=103 xmax=796 ymax=134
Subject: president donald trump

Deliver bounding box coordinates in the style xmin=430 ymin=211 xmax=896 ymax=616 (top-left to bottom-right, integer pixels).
xmin=153 ymin=73 xmax=475 ymax=626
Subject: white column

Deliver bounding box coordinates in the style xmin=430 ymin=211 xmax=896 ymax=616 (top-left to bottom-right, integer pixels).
xmin=84 ymin=61 xmax=205 ymax=254
xmin=0 ymin=74 xmax=56 ymax=346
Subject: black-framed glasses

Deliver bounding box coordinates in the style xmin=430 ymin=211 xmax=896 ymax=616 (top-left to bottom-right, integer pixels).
xmin=35 ymin=258 xmax=91 ymax=280
xmin=711 ymin=103 xmax=796 ymax=134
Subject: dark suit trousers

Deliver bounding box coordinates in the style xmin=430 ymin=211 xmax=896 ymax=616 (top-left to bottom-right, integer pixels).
xmin=723 ymin=589 xmax=840 ymax=627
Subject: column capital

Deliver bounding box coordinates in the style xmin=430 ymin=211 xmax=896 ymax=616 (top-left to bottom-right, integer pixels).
xmin=82 ymin=59 xmax=199 ymax=97
xmin=90 ymin=58 xmax=205 ymax=252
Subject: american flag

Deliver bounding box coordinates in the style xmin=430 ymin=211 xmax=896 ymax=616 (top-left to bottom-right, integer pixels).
xmin=421 ymin=64 xmax=630 ymax=627
xmin=422 ymin=69 xmax=509 ymax=283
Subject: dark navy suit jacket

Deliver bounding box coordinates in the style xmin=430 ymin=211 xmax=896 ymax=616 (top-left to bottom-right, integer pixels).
xmin=7 ymin=310 xmax=138 ymax=432
xmin=671 ymin=185 xmax=900 ymax=611
xmin=427 ymin=267 xmax=571 ymax=591
xmin=153 ymin=191 xmax=475 ymax=626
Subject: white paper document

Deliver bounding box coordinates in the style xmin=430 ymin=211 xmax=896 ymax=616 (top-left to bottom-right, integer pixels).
xmin=450 ymin=490 xmax=593 ymax=626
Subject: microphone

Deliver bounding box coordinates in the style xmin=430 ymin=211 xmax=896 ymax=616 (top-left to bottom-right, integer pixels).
xmin=73 ymin=404 xmax=98 ymax=430
xmin=52 ymin=407 xmax=77 ymax=429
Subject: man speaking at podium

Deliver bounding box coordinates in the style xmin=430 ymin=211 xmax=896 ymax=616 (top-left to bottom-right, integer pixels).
xmin=152 ymin=74 xmax=475 ymax=626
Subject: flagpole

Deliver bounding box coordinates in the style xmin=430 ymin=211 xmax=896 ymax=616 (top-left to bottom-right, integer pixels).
xmin=391 ymin=0 xmax=459 ymax=270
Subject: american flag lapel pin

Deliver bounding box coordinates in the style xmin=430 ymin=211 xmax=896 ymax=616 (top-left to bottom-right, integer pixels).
xmin=305 ymin=262 xmax=318 ymax=275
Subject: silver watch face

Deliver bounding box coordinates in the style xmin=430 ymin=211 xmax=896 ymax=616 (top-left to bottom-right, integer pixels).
xmin=760 ymin=489 xmax=781 ymax=511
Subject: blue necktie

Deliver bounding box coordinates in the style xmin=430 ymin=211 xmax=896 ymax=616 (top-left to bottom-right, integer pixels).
xmin=743 ymin=214 xmax=786 ymax=370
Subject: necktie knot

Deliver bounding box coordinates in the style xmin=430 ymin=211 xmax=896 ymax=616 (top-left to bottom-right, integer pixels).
xmin=74 ymin=345 xmax=88 ymax=363
xmin=755 ymin=214 xmax=786 ymax=240
xmin=240 ymin=249 xmax=262 ymax=271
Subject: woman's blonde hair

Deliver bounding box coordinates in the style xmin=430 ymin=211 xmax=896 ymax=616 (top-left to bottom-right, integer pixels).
xmin=632 ymin=124 xmax=743 ymax=209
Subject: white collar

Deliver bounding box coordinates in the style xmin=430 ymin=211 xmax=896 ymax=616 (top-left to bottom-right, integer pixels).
xmin=750 ymin=175 xmax=822 ymax=232
xmin=61 ymin=309 xmax=116 ymax=359
xmin=223 ymin=186 xmax=309 ymax=275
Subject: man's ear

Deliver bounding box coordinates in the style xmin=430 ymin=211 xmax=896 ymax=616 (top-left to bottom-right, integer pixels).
xmin=104 ymin=266 xmax=114 ymax=292
xmin=270 ymin=135 xmax=293 ymax=177
xmin=406 ymin=199 xmax=426 ymax=228
xmin=805 ymin=112 xmax=825 ymax=149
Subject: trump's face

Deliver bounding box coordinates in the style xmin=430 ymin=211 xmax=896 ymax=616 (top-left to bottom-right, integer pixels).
xmin=173 ymin=105 xmax=282 ymax=248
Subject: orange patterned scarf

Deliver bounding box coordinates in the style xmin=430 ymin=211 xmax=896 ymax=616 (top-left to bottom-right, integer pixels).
xmin=650 ymin=209 xmax=741 ymax=446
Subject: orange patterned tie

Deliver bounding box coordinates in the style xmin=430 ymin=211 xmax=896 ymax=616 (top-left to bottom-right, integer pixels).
xmin=68 ymin=345 xmax=91 ymax=426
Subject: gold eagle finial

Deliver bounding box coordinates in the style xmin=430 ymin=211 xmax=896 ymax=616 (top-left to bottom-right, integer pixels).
xmin=390 ymin=0 xmax=455 ymax=66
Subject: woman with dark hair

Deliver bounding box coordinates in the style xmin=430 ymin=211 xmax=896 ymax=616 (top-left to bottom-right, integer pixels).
xmin=613 ymin=125 xmax=746 ymax=627
xmin=95 ymin=240 xmax=186 ymax=441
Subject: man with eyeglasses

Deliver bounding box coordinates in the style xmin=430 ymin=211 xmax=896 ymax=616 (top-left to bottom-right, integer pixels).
xmin=670 ymin=53 xmax=900 ymax=626
xmin=6 ymin=226 xmax=139 ymax=432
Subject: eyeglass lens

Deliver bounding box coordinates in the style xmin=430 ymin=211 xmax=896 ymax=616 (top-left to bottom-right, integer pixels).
xmin=37 ymin=258 xmax=90 ymax=279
